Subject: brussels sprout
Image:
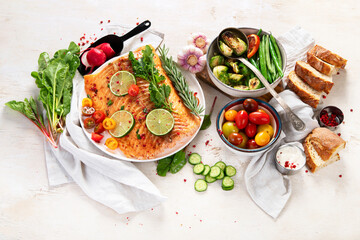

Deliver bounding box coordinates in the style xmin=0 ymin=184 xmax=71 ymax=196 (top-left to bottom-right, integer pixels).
xmin=219 ymin=41 xmax=233 ymax=57
xmin=209 ymin=55 xmax=225 ymax=69
xmin=228 ymin=73 xmax=244 ymax=85
xmin=248 ymin=77 xmax=261 ymax=90
xmin=221 ymin=31 xmax=248 ymax=56
xmin=223 ymin=59 xmax=239 ymax=73
xmin=239 ymin=62 xmax=251 ymax=77
xmin=234 ymin=85 xmax=249 ymax=90
xmin=213 ymin=65 xmax=229 ymax=84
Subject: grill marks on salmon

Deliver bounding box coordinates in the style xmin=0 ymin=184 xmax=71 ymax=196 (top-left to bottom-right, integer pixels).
xmin=84 ymin=45 xmax=200 ymax=159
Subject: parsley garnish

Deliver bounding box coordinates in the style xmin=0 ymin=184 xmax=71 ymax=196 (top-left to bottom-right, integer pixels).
xmin=120 ymin=106 xmax=124 ymax=110
xmin=136 ymin=129 xmax=141 ymax=139
xmin=107 ymin=100 xmax=113 ymax=106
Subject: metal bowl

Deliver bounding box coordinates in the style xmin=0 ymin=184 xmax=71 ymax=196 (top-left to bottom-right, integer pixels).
xmin=206 ymin=27 xmax=287 ymax=97
xmin=274 ymin=143 xmax=306 ymax=175
xmin=317 ymin=106 xmax=344 ymax=131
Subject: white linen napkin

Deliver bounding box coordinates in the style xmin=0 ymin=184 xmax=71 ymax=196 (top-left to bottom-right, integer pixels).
xmin=244 ymin=26 xmax=318 ymax=219
xmin=44 ymin=24 xmax=166 ymax=214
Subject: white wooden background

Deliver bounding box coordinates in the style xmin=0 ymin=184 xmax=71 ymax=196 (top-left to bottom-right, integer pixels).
xmin=1 ymin=0 xmax=359 ymax=239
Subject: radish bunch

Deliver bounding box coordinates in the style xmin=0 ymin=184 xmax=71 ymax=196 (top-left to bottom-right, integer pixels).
xmin=81 ymin=43 xmax=115 ymax=73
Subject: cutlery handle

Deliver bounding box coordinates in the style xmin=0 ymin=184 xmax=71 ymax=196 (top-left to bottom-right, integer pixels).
xmin=238 ymin=58 xmax=306 ymax=131
xmin=121 ymin=20 xmax=151 ymax=42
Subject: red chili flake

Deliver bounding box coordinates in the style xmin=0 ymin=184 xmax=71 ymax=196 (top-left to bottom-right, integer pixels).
xmin=284 ymin=161 xmax=290 ymax=168
xmin=143 ymin=144 xmax=146 ymax=147
xmin=338 ymin=133 xmax=341 ymax=136
xmin=136 ymin=22 xmax=139 ymax=25
xmin=194 ymin=92 xmax=198 ymax=96
xmin=176 ymin=212 xmax=178 ymax=215
xmin=140 ymin=37 xmax=143 ymax=42
xmin=86 ymin=40 xmax=89 ymax=43
xmin=101 ymin=28 xmax=103 ymax=31
xmin=177 ymin=132 xmax=180 ymax=135
xmin=343 ymin=121 xmax=345 ymax=124
xmin=320 ymin=111 xmax=340 ymax=127
xmin=322 ymin=95 xmax=327 ymax=99
xmin=200 ymin=220 xmax=202 ymax=222
xmin=91 ymin=42 xmax=94 ymax=44
xmin=114 ymin=32 xmax=116 ymax=34
xmin=205 ymin=140 xmax=210 ymax=146
xmin=94 ymin=37 xmax=97 ymax=40
xmin=184 ymin=179 xmax=187 ymax=182
xmin=305 ymin=170 xmax=308 ymax=173
xmin=78 ymin=43 xmax=81 ymax=46
xmin=151 ymin=208 xmax=153 ymax=211
xmin=108 ymin=20 xmax=110 ymax=23
xmin=339 ymin=174 xmax=342 ymax=178
xmin=337 ymin=72 xmax=340 ymax=75
xmin=280 ymin=152 xmax=282 ymax=154
xmin=82 ymin=43 xmax=85 ymax=46
xmin=100 ymin=21 xmax=103 ymax=24
xmin=193 ymin=145 xmax=196 ymax=148
xmin=350 ymin=109 xmax=353 ymax=112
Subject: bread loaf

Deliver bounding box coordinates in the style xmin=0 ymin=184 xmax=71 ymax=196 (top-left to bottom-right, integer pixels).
xmin=308 ymin=45 xmax=347 ymax=69
xmin=307 ymin=52 xmax=337 ymax=76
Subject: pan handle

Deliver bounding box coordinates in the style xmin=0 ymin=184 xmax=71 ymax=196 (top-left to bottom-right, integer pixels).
xmin=120 ymin=20 xmax=151 ymax=42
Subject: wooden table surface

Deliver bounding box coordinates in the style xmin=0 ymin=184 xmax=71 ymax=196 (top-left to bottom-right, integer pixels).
xmin=1 ymin=0 xmax=359 ymax=239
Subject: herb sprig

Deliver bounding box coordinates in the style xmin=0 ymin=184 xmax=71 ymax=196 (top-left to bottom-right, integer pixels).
xmin=129 ymin=45 xmax=172 ymax=112
xmin=158 ymin=45 xmax=204 ymax=117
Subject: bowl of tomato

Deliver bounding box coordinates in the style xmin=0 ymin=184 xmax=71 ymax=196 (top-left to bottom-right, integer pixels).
xmin=216 ymin=98 xmax=282 ymax=156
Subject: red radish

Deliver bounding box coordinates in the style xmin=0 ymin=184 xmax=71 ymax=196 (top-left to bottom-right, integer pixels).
xmin=96 ymin=43 xmax=115 ymax=59
xmin=86 ymin=48 xmax=106 ymax=67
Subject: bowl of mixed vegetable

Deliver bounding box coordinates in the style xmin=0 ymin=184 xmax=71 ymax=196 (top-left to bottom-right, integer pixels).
xmin=216 ymin=98 xmax=282 ymax=156
xmin=206 ymin=27 xmax=287 ymax=97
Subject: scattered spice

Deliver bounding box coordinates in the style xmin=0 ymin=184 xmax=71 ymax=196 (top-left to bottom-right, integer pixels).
xmin=108 ymin=20 xmax=110 ymax=23
xmin=338 ymin=133 xmax=341 ymax=136
xmin=350 ymin=109 xmax=353 ymax=112
xmin=184 ymin=179 xmax=187 ymax=182
xmin=322 ymin=95 xmax=327 ymax=99
xmin=140 ymin=37 xmax=144 ymax=42
xmin=339 ymin=174 xmax=342 ymax=178
xmin=320 ymin=111 xmax=340 ymax=127
xmin=176 ymin=212 xmax=178 ymax=215
xmin=136 ymin=22 xmax=139 ymax=25
xmin=192 ymin=145 xmax=196 ymax=148
xmin=100 ymin=21 xmax=103 ymax=24
xmin=205 ymin=140 xmax=210 ymax=146
xmin=305 ymin=170 xmax=308 ymax=173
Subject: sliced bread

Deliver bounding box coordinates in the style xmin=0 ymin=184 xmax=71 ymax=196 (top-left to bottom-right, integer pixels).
xmin=295 ymin=61 xmax=333 ymax=94
xmin=304 ymin=137 xmax=340 ymax=173
xmin=307 ymin=52 xmax=337 ymax=76
xmin=309 ymin=127 xmax=346 ymax=161
xmin=308 ymin=45 xmax=347 ymax=69
xmin=287 ymin=71 xmax=322 ymax=108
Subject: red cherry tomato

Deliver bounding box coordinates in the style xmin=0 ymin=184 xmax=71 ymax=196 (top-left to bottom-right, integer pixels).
xmin=247 ymin=34 xmax=260 ymax=59
xmin=249 ymin=112 xmax=270 ymax=125
xmin=128 ymin=84 xmax=140 ymax=97
xmin=91 ymin=132 xmax=104 ymax=143
xmin=83 ymin=117 xmax=95 ymax=129
xmin=243 ymin=98 xmax=258 ymax=112
xmin=94 ymin=123 xmax=105 ymax=134
xmin=246 ymin=139 xmax=259 ymax=149
xmin=228 ymin=132 xmax=243 ymax=146
xmin=92 ymin=110 xmax=106 ymax=124
xmin=245 ymin=122 xmax=257 ymax=138
xmin=235 ymin=110 xmax=248 ymax=130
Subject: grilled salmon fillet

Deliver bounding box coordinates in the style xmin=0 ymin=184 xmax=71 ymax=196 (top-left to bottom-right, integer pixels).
xmin=84 ymin=45 xmax=201 ymax=159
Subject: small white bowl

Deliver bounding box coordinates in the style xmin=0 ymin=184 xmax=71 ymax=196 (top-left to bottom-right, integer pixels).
xmin=206 ymin=27 xmax=287 ymax=98
xmin=216 ymin=98 xmax=282 ymax=157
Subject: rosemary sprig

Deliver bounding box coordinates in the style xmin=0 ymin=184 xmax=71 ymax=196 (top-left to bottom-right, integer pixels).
xmin=158 ymin=45 xmax=204 ymax=117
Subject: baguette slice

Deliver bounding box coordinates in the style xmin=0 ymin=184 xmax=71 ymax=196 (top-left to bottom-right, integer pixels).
xmin=304 ymin=138 xmax=340 ymax=173
xmin=295 ymin=61 xmax=333 ymax=94
xmin=287 ymin=71 xmax=322 ymax=108
xmin=307 ymin=52 xmax=337 ymax=76
xmin=309 ymin=127 xmax=346 ymax=161
xmin=309 ymin=45 xmax=347 ymax=69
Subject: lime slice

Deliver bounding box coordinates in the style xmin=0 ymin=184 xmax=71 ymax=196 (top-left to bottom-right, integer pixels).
xmin=110 ymin=71 xmax=136 ymax=96
xmin=109 ymin=110 xmax=135 ymax=137
xmin=146 ymin=109 xmax=174 ymax=136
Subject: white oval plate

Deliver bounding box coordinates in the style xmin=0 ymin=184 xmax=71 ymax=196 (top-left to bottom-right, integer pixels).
xmin=79 ymin=51 xmax=205 ymax=162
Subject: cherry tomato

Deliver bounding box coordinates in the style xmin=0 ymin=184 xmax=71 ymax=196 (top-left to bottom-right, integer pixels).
xmin=82 ymin=106 xmax=95 ymax=116
xmin=237 ymin=132 xmax=248 ymax=148
xmin=222 ymin=122 xmax=239 ymax=139
xmin=83 ymin=117 xmax=95 ymax=129
xmin=245 ymin=122 xmax=257 ymax=138
xmin=228 ymin=132 xmax=243 ymax=146
xmin=105 ymin=137 xmax=119 ymax=150
xmin=243 ymin=98 xmax=258 ymax=112
xmin=247 ymin=34 xmax=260 ymax=59
xmin=128 ymin=84 xmax=140 ymax=97
xmin=249 ymin=112 xmax=270 ymax=125
xmin=225 ymin=109 xmax=238 ymax=122
xmin=102 ymin=118 xmax=116 ymax=130
xmin=235 ymin=110 xmax=248 ymax=130
xmin=246 ymin=139 xmax=259 ymax=149
xmin=92 ymin=110 xmax=106 ymax=124
xmin=257 ymin=109 xmax=266 ymax=114
xmin=255 ymin=131 xmax=270 ymax=146
xmin=94 ymin=123 xmax=105 ymax=134
xmin=257 ymin=124 xmax=274 ymax=137
xmin=91 ymin=132 xmax=104 ymax=143
xmin=82 ymin=98 xmax=93 ymax=107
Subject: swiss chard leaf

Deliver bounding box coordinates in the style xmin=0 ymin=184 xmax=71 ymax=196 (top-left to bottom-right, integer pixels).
xmin=170 ymin=150 xmax=186 ymax=174
xmin=157 ymin=157 xmax=173 ymax=177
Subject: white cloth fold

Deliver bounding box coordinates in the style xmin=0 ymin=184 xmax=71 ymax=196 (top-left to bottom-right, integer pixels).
xmin=244 ymin=27 xmax=318 ymax=219
xmin=44 ymin=24 xmax=166 ymax=214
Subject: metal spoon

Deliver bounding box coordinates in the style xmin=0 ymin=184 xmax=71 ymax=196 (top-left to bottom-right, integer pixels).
xmin=78 ymin=20 xmax=151 ymax=75
xmin=217 ymin=28 xmax=305 ymax=131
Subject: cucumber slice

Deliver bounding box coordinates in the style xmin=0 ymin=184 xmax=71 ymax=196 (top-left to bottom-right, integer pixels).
xmin=216 ymin=170 xmax=225 ymax=180
xmin=222 ymin=176 xmax=234 ymax=191
xmin=193 ymin=163 xmax=205 ymax=175
xmin=225 ymin=165 xmax=237 ymax=177
xmin=202 ymin=165 xmax=211 ymax=176
xmin=215 ymin=161 xmax=226 ymax=171
xmin=209 ymin=166 xmax=221 ymax=178
xmin=188 ymin=153 xmax=201 ymax=165
xmin=194 ymin=179 xmax=207 ymax=192
xmin=205 ymin=174 xmax=217 ymax=183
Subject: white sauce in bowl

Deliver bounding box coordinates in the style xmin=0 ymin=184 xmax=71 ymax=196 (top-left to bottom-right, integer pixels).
xmin=276 ymin=145 xmax=305 ymax=170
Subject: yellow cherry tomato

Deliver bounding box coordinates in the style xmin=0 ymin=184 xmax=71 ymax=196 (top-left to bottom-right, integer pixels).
xmin=222 ymin=121 xmax=239 ymax=139
xmin=237 ymin=131 xmax=248 ymax=148
xmin=82 ymin=98 xmax=93 ymax=107
xmin=102 ymin=118 xmax=116 ymax=130
xmin=257 ymin=124 xmax=274 ymax=137
xmin=105 ymin=138 xmax=119 ymax=150
xmin=225 ymin=110 xmax=238 ymax=122
xmin=257 ymin=109 xmax=266 ymax=114
xmin=255 ymin=131 xmax=270 ymax=146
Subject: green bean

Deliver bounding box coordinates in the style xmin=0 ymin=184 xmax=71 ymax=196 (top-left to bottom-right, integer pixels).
xmin=259 ymin=36 xmax=268 ymax=81
xmin=249 ymin=57 xmax=259 ymax=70
xmin=257 ymin=29 xmax=262 ymax=36
xmin=270 ymin=35 xmax=282 ymax=69
xmin=265 ymin=35 xmax=275 ymax=75
xmin=269 ymin=38 xmax=284 ymax=77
